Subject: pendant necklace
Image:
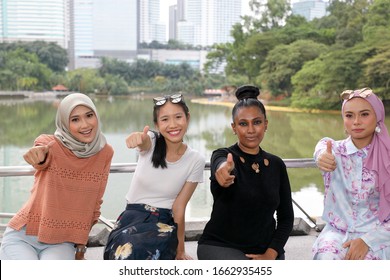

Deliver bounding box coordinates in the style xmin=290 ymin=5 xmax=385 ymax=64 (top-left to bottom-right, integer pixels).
xmin=251 ymin=162 xmax=260 ymax=173
xmin=240 ymin=156 xmax=269 ymax=173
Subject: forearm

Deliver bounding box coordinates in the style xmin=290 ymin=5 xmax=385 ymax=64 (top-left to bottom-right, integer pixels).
xmin=174 ymin=215 xmax=186 ymax=254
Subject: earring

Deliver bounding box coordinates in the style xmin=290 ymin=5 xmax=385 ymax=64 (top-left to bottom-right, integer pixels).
xmin=233 ymin=131 xmax=236 ymax=135
xmin=375 ymin=126 xmax=381 ymax=133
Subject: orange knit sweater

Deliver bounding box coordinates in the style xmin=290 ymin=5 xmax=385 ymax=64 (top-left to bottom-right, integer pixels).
xmin=8 ymin=134 xmax=114 ymax=245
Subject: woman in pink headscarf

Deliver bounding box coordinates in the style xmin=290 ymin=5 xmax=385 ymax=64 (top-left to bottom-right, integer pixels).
xmin=314 ymin=87 xmax=390 ymax=260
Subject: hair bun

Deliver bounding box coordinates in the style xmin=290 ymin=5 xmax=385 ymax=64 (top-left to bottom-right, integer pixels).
xmin=235 ymin=85 xmax=260 ymax=100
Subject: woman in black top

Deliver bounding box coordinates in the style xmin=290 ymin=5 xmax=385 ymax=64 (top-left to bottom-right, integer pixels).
xmin=197 ymin=85 xmax=294 ymax=260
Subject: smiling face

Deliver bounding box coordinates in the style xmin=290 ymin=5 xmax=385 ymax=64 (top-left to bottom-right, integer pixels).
xmin=155 ymin=101 xmax=189 ymax=144
xmin=232 ymin=105 xmax=268 ymax=154
xmin=343 ymin=97 xmax=377 ymax=149
xmin=68 ymin=105 xmax=98 ymax=143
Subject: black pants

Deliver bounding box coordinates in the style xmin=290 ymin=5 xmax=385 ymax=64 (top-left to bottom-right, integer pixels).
xmin=197 ymin=244 xmax=285 ymax=260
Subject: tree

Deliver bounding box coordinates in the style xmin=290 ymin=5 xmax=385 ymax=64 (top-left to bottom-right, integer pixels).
xmin=0 ymin=48 xmax=52 ymax=90
xmin=67 ymin=68 xmax=104 ymax=93
xmin=0 ymin=41 xmax=68 ymax=72
xmin=362 ymin=48 xmax=390 ymax=98
xmin=248 ymin=0 xmax=291 ymax=31
xmin=291 ymin=45 xmax=370 ymax=108
xmin=260 ymin=40 xmax=329 ymax=96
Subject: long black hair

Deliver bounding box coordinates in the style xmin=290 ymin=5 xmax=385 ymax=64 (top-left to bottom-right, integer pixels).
xmin=151 ymin=98 xmax=190 ymax=169
xmin=232 ymin=85 xmax=266 ymax=121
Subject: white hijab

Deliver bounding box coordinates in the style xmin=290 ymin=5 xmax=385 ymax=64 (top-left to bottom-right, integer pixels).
xmin=54 ymin=93 xmax=107 ymax=158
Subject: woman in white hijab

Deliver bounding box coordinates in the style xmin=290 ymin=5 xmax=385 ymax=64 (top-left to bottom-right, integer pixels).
xmin=0 ymin=93 xmax=114 ymax=260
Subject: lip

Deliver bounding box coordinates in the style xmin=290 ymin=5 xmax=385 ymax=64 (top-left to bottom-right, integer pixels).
xmin=80 ymin=129 xmax=93 ymax=135
xmin=167 ymin=129 xmax=181 ymax=136
xmin=245 ymin=136 xmax=258 ymax=141
xmin=352 ymin=129 xmax=364 ymax=133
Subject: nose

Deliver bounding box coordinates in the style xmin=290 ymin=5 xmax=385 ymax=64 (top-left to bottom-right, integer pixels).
xmin=168 ymin=118 xmax=177 ymax=128
xmin=247 ymin=123 xmax=255 ymax=133
xmin=79 ymin=117 xmax=89 ymax=128
xmin=353 ymin=115 xmax=361 ymax=125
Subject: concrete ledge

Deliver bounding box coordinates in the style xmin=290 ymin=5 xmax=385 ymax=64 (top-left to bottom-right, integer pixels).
xmin=291 ymin=217 xmax=312 ymax=236
xmin=86 ymin=217 xmax=318 ymax=247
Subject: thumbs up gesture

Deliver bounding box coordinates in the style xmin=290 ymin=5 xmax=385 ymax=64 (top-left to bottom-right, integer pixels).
xmin=316 ymin=140 xmax=336 ymax=172
xmin=126 ymin=126 xmax=151 ymax=150
xmin=215 ymin=153 xmax=236 ymax=187
xmin=23 ymin=141 xmax=54 ymax=166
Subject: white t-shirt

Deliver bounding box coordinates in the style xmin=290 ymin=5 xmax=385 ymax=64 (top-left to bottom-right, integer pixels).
xmin=125 ymin=132 xmax=205 ymax=209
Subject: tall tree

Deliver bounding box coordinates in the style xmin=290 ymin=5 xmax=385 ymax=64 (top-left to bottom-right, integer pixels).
xmin=260 ymin=40 xmax=329 ymax=96
xmin=248 ymin=0 xmax=291 ymax=31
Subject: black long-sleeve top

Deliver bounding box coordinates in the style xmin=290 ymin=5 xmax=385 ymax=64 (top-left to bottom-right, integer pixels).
xmin=198 ymin=143 xmax=294 ymax=256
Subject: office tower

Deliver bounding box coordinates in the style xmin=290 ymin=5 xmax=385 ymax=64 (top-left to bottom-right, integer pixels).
xmin=292 ymin=0 xmax=328 ymax=21
xmin=69 ymin=0 xmax=138 ymax=69
xmin=176 ymin=0 xmax=241 ymax=47
xmin=0 ymin=0 xmax=67 ymax=48
xmin=168 ymin=4 xmax=176 ymax=40
xmin=139 ymin=0 xmax=165 ymax=43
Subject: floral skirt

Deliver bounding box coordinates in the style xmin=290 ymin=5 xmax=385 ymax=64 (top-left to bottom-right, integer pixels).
xmin=103 ymin=203 xmax=178 ymax=260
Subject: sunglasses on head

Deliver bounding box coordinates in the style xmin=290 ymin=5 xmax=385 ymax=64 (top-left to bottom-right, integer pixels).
xmin=153 ymin=94 xmax=183 ymax=106
xmin=340 ymin=87 xmax=373 ymax=100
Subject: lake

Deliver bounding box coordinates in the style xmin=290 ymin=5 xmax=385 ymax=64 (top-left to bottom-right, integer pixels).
xmin=1 ymin=95 xmax=389 ymax=225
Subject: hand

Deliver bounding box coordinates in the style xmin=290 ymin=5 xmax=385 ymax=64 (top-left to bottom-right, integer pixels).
xmin=75 ymin=252 xmax=86 ymax=260
xmin=246 ymin=248 xmax=278 ymax=260
xmin=316 ymin=140 xmax=336 ymax=172
xmin=23 ymin=141 xmax=54 ymax=166
xmin=126 ymin=126 xmax=149 ymax=149
xmin=175 ymin=251 xmax=193 ymax=260
xmin=215 ymin=153 xmax=235 ymax=187
xmin=343 ymin=238 xmax=369 ymax=260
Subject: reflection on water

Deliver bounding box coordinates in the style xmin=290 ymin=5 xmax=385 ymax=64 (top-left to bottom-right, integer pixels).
xmin=1 ymin=97 xmax=389 ymax=222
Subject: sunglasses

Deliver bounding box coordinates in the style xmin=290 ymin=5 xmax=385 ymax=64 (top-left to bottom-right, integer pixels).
xmin=153 ymin=94 xmax=183 ymax=106
xmin=340 ymin=87 xmax=373 ymax=100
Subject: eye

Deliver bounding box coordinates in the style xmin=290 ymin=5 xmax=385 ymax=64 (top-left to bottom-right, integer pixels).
xmin=70 ymin=117 xmax=79 ymax=123
xmin=87 ymin=112 xmax=95 ymax=118
xmin=361 ymin=112 xmax=370 ymax=117
xmin=254 ymin=120 xmax=262 ymax=125
xmin=238 ymin=122 xmax=247 ymax=126
xmin=345 ymin=113 xmax=353 ymax=118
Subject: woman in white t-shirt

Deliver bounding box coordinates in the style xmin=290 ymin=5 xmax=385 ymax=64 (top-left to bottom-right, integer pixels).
xmin=104 ymin=94 xmax=205 ymax=260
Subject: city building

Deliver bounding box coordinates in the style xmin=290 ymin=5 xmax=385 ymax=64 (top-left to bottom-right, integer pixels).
xmin=0 ymin=0 xmax=242 ymax=72
xmin=174 ymin=0 xmax=242 ymax=47
xmin=139 ymin=0 xmax=166 ymax=44
xmin=69 ymin=0 xmax=138 ymax=69
xmin=292 ymin=0 xmax=328 ymax=21
xmin=150 ymin=48 xmax=208 ymax=70
xmin=0 ymin=0 xmax=67 ymax=48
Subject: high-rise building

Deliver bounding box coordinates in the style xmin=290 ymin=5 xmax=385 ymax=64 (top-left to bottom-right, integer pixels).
xmin=69 ymin=0 xmax=138 ymax=69
xmin=292 ymin=0 xmax=328 ymax=21
xmin=139 ymin=0 xmax=165 ymax=43
xmin=168 ymin=4 xmax=177 ymax=40
xmin=175 ymin=0 xmax=241 ymax=47
xmin=0 ymin=0 xmax=67 ymax=48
